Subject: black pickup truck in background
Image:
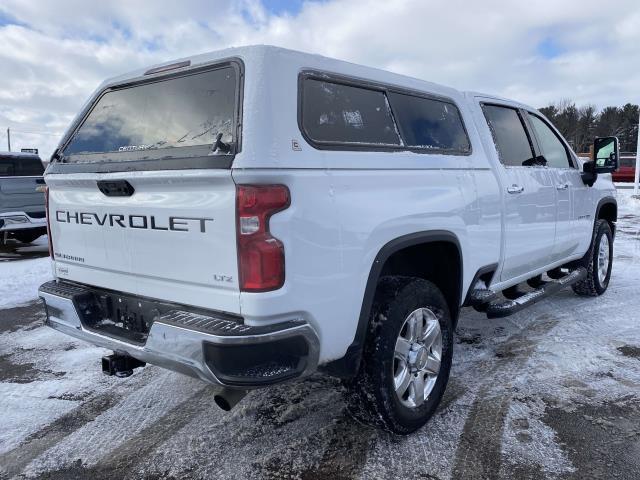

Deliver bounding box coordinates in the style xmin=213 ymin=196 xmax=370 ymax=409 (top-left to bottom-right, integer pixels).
xmin=0 ymin=152 xmax=47 ymax=244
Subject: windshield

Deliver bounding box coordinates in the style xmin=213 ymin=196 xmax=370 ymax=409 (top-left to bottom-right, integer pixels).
xmin=62 ymin=65 xmax=238 ymax=161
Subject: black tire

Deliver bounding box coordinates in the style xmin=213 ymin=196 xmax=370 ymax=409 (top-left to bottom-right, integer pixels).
xmin=346 ymin=276 xmax=453 ymax=434
xmin=11 ymin=228 xmax=45 ymax=244
xmin=572 ymin=219 xmax=613 ymax=296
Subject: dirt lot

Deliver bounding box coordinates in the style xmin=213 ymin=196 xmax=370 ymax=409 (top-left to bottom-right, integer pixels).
xmin=1 ymin=195 xmax=639 ymax=480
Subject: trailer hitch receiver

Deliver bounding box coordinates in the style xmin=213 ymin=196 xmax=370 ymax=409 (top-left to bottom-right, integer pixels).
xmin=102 ymin=353 xmax=146 ymax=378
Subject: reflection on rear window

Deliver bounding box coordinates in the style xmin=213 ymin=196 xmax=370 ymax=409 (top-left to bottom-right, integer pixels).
xmin=300 ymin=77 xmax=471 ymax=153
xmin=387 ymin=92 xmax=470 ymax=151
xmin=63 ymin=66 xmax=238 ymax=159
xmin=301 ymin=79 xmax=402 ymax=146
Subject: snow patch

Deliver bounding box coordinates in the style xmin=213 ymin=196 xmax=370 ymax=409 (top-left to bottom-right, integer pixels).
xmin=0 ymin=257 xmax=51 ymax=309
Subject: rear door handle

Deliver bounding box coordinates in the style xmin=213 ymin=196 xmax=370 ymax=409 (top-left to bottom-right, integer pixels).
xmin=507 ymin=184 xmax=524 ymax=194
xmin=556 ymin=183 xmax=569 ymax=190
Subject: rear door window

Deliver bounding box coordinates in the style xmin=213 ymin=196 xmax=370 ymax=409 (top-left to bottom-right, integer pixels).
xmin=62 ymin=65 xmax=239 ymax=161
xmin=482 ymin=105 xmax=536 ymax=167
xmin=301 ymin=79 xmax=402 ymax=146
xmin=387 ymin=92 xmax=470 ymax=151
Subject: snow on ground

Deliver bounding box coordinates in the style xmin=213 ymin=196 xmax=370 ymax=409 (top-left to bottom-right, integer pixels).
xmin=0 ymin=191 xmax=639 ymax=479
xmin=0 ymin=236 xmax=51 ymax=309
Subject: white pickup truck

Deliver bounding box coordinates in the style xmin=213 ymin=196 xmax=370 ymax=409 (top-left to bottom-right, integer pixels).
xmin=39 ymin=46 xmax=618 ymax=434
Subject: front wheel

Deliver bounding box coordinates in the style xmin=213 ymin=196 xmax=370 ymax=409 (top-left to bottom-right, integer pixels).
xmin=346 ymin=276 xmax=453 ymax=434
xmin=572 ymin=219 xmax=613 ymax=296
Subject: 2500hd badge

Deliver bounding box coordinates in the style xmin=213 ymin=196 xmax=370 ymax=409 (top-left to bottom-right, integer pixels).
xmin=55 ymin=210 xmax=213 ymax=233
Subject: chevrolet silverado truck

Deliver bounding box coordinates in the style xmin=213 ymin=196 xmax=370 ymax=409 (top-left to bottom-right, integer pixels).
xmin=38 ymin=46 xmax=618 ymax=434
xmin=0 ymin=152 xmax=47 ymax=244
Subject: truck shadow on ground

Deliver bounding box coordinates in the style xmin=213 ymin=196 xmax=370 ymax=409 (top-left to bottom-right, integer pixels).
xmin=0 ymin=237 xmax=49 ymax=262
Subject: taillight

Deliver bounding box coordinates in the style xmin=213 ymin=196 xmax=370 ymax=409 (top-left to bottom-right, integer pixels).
xmin=44 ymin=186 xmax=53 ymax=258
xmin=236 ymin=184 xmax=290 ymax=292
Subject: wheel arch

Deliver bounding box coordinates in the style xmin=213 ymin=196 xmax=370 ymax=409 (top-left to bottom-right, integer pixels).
xmin=322 ymin=230 xmax=463 ymax=378
xmin=596 ymin=197 xmax=617 ymax=234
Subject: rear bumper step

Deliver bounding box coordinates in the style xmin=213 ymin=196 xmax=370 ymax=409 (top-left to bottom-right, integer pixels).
xmin=485 ymin=267 xmax=587 ymax=319
xmin=39 ymin=280 xmax=319 ymax=388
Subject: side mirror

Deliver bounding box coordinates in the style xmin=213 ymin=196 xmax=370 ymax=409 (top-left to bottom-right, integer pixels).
xmin=593 ymin=136 xmax=619 ymax=173
xmin=581 ymin=160 xmax=597 ymax=187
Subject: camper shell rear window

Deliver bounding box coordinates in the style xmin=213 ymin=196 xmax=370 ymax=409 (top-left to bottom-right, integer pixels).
xmin=53 ymin=60 xmax=243 ymax=173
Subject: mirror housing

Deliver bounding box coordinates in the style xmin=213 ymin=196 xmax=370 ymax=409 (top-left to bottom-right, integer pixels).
xmin=581 ymin=160 xmax=597 ymax=187
xmin=593 ymin=136 xmax=619 ymax=173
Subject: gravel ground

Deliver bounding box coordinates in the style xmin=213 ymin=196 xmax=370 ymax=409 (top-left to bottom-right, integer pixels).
xmin=0 ymin=194 xmax=639 ymax=480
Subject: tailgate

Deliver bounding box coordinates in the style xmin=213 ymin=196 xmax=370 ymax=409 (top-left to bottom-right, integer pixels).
xmin=46 ymin=171 xmax=240 ymax=313
xmin=0 ymin=177 xmax=45 ymax=212
xmin=44 ymin=59 xmax=244 ymax=313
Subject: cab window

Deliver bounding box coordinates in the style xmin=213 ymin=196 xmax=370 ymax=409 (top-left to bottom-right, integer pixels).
xmin=482 ymin=105 xmax=536 ymax=167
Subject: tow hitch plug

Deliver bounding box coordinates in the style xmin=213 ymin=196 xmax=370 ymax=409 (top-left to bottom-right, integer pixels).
xmin=102 ymin=353 xmax=146 ymax=378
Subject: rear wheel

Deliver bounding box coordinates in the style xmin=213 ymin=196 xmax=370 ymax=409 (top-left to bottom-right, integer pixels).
xmin=572 ymin=219 xmax=613 ymax=296
xmin=346 ymin=276 xmax=453 ymax=434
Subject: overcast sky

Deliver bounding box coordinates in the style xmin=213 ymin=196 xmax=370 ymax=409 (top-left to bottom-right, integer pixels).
xmin=1 ymin=0 xmax=639 ymax=160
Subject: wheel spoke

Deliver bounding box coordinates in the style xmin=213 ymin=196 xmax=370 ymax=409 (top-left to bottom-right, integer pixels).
xmin=395 ymin=337 xmax=411 ymax=360
xmin=407 ymin=314 xmax=418 ymax=342
xmin=413 ymin=311 xmax=424 ymax=342
xmin=424 ymin=353 xmax=441 ymax=375
xmin=394 ymin=365 xmax=411 ymax=396
xmin=411 ymin=374 xmax=426 ymax=406
xmin=422 ymin=319 xmax=440 ymax=348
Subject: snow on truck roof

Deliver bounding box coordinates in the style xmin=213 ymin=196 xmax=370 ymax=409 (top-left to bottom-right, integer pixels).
xmin=109 ymin=45 xmax=536 ymax=111
xmin=103 ymin=44 xmax=464 ymax=100
xmin=70 ymin=45 xmax=538 ymax=142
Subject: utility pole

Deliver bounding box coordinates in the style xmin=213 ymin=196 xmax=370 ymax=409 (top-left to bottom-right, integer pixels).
xmin=6 ymin=127 xmax=10 ymax=151
xmin=635 ymin=111 xmax=640 ymax=196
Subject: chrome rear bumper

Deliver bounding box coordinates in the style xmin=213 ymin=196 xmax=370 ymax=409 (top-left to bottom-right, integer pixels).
xmin=0 ymin=211 xmax=47 ymax=232
xmin=39 ymin=280 xmax=319 ymax=388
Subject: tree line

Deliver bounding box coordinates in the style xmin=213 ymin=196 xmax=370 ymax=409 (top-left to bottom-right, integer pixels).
xmin=539 ymin=101 xmax=638 ymax=154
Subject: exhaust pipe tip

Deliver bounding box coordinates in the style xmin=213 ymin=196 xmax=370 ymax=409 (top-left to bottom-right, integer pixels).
xmin=214 ymin=388 xmax=248 ymax=411
xmin=213 ymin=395 xmax=232 ymax=411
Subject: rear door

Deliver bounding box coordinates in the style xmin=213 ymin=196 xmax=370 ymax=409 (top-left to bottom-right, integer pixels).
xmin=524 ymin=112 xmax=589 ymax=260
xmin=46 ymin=61 xmax=243 ymax=313
xmin=481 ymin=104 xmax=557 ymax=282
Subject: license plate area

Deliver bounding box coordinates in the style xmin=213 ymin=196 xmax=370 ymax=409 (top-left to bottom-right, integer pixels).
xmin=73 ymin=290 xmax=162 ymax=344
